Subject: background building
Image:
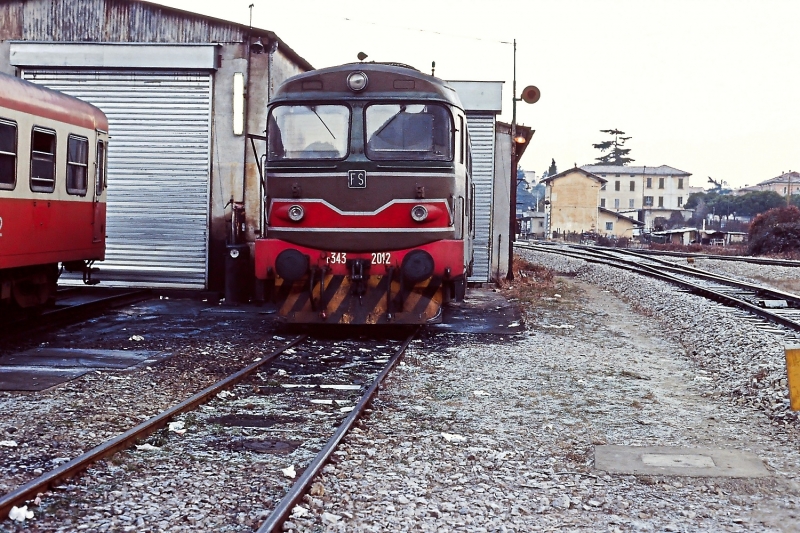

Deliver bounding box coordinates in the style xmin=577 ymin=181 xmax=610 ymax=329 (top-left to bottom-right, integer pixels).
xmin=542 ymin=167 xmax=606 ymax=238
xmin=582 ymin=164 xmax=692 ymax=231
xmin=734 ymin=171 xmax=799 ymax=197
xmin=583 ymin=164 xmax=692 ymax=212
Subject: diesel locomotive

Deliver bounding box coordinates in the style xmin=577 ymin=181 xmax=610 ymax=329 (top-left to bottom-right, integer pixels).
xmin=254 ymin=62 xmax=474 ymax=324
xmin=0 ymin=73 xmax=108 ymax=308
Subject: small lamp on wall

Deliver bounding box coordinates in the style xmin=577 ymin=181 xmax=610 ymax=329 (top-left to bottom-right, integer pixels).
xmin=233 ymin=72 xmax=245 ymax=135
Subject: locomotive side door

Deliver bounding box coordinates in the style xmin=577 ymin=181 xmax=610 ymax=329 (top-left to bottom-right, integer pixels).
xmin=92 ymin=137 xmax=107 ymax=243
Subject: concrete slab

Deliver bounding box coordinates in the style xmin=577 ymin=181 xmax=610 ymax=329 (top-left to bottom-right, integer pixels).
xmin=595 ymin=445 xmax=770 ymax=478
xmin=116 ymin=299 xmax=209 ymax=317
xmin=0 ymin=348 xmax=159 ymax=369
xmin=432 ymin=289 xmax=523 ymax=335
xmin=0 ymin=367 xmax=90 ymax=391
xmin=0 ymin=348 xmax=163 ymax=391
xmin=201 ymin=306 xmax=278 ymax=316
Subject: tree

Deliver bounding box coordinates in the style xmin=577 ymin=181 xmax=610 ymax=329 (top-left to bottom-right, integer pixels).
xmin=685 ymin=191 xmax=712 ymax=210
xmin=592 ymin=129 xmax=634 ymax=166
xmin=735 ymin=191 xmax=786 ymax=217
xmin=747 ymin=206 xmax=800 ymax=256
xmin=666 ymin=211 xmax=686 ymax=229
xmin=547 ymin=159 xmax=557 ymax=177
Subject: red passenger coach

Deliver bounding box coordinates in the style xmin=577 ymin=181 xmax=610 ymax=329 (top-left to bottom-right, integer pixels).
xmin=254 ymin=63 xmax=474 ymax=324
xmin=0 ymin=73 xmax=109 ymax=308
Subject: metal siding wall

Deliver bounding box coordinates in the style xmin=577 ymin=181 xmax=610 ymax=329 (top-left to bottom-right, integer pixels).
xmin=23 ymin=69 xmax=212 ymax=288
xmin=466 ymin=114 xmax=495 ymax=282
xmin=15 ymin=0 xmax=244 ymax=42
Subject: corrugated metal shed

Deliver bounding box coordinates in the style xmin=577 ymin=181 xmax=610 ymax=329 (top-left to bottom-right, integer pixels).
xmin=23 ymin=68 xmax=213 ymax=288
xmin=0 ymin=0 xmax=313 ymax=71
xmin=466 ymin=114 xmax=496 ymax=282
xmin=448 ymin=81 xmax=504 ymax=283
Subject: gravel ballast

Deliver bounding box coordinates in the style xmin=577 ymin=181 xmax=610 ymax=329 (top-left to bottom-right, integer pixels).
xmin=3 ymin=252 xmax=800 ymax=532
xmin=287 ymin=250 xmax=800 ymax=532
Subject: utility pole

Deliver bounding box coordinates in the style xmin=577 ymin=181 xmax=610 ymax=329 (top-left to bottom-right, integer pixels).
xmin=507 ymin=39 xmax=518 ymax=281
xmin=506 ymin=40 xmax=539 ymax=280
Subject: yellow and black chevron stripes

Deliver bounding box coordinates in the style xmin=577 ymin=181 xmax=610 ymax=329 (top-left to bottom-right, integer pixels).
xmin=274 ymin=274 xmax=443 ymax=324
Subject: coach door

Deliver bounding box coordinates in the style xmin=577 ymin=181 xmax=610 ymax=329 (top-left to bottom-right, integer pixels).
xmin=92 ymin=139 xmax=106 ymax=244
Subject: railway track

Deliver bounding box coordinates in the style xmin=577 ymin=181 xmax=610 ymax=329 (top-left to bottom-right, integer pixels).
xmin=0 ymin=329 xmax=418 ymax=530
xmin=603 ymin=245 xmax=800 ymax=268
xmin=516 ymin=242 xmax=800 ymax=339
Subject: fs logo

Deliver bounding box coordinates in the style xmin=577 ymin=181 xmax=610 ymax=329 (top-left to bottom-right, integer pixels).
xmin=347 ymin=170 xmax=366 ymax=189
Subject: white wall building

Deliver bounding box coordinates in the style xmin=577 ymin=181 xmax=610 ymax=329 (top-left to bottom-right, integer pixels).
xmin=583 ymin=164 xmax=692 ymax=211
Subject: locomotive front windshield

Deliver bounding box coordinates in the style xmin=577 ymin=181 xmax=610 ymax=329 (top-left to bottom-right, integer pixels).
xmin=268 ymin=104 xmax=350 ymax=161
xmin=365 ymin=104 xmax=452 ymax=161
xmin=267 ymin=102 xmax=454 ymax=162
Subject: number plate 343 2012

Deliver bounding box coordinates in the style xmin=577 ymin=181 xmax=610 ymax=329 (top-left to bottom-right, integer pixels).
xmin=325 ymin=252 xmax=392 ymax=265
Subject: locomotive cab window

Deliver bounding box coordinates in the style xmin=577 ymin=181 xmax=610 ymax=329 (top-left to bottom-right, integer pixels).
xmin=0 ymin=119 xmax=16 ymax=190
xmin=30 ymin=127 xmax=56 ymax=193
xmin=365 ymin=103 xmax=453 ymax=161
xmin=96 ymin=140 xmax=107 ymax=196
xmin=66 ymin=135 xmax=89 ymax=195
xmin=267 ymin=104 xmax=350 ymax=161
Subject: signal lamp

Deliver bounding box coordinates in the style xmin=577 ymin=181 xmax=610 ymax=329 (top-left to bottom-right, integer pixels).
xmin=287 ymin=204 xmax=305 ymax=222
xmin=347 ymin=71 xmax=368 ymax=92
xmin=411 ymin=204 xmax=428 ymax=222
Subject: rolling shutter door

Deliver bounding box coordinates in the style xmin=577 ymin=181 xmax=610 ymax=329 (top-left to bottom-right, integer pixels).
xmin=465 ymin=113 xmax=495 ymax=283
xmin=22 ymin=69 xmax=212 ymax=289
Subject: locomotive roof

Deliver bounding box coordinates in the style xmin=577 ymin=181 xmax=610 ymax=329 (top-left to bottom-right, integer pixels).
xmin=0 ymin=72 xmax=108 ymax=131
xmin=271 ymin=63 xmax=464 ymax=109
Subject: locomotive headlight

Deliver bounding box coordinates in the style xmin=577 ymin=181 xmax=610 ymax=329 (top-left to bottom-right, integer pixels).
xmin=347 ymin=71 xmax=368 ymax=92
xmin=287 ymin=204 xmax=305 ymax=222
xmin=411 ymin=204 xmax=428 ymax=222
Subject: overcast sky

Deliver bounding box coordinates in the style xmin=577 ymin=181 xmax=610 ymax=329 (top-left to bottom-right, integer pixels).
xmin=157 ymin=0 xmax=799 ymax=189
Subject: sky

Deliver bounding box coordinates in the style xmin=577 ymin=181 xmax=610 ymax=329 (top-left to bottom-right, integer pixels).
xmin=156 ymin=0 xmax=800 ymax=190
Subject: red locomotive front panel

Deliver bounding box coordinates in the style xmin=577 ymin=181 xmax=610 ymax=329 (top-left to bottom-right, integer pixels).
xmin=255 ymin=239 xmax=465 ymax=324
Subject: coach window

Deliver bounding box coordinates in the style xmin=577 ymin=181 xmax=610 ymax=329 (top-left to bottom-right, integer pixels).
xmin=0 ymin=119 xmax=16 ymax=190
xmin=30 ymin=127 xmax=56 ymax=193
xmin=365 ymin=103 xmax=453 ymax=161
xmin=66 ymin=135 xmax=89 ymax=195
xmin=267 ymin=105 xmax=350 ymax=161
xmin=96 ymin=140 xmax=107 ymax=196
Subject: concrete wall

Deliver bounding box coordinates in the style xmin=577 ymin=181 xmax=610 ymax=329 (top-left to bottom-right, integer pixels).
xmin=207 ymin=44 xmax=309 ymax=291
xmin=492 ymin=127 xmax=512 ymax=279
xmin=0 ymin=42 xmax=12 ymax=74
xmin=546 ymin=170 xmax=601 ymax=236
